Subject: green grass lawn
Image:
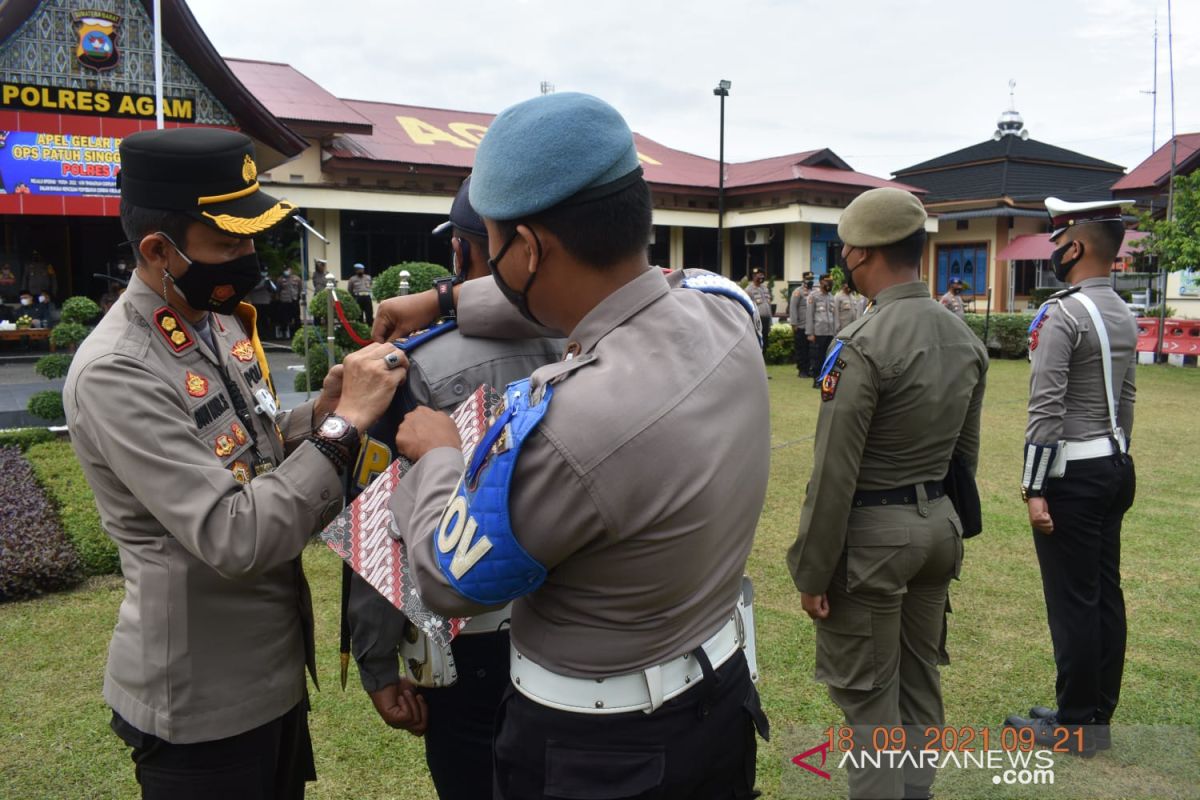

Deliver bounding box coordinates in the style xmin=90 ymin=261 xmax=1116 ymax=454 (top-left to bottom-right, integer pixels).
xmin=2 ymin=360 xmax=1197 ymax=799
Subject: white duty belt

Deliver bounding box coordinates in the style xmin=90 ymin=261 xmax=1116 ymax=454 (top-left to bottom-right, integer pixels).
xmin=510 ymin=578 xmax=759 ymax=716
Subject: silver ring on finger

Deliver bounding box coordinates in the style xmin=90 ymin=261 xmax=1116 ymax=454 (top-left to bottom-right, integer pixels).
xmin=383 ymin=351 xmax=403 ymax=370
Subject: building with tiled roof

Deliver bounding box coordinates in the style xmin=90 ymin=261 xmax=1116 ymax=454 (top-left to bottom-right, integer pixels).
xmin=892 ymin=102 xmax=1126 ymax=312
xmin=1111 ymin=132 xmax=1200 ymax=213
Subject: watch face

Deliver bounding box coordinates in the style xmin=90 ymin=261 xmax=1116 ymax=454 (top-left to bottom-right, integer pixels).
xmin=319 ymin=416 xmax=349 ymax=439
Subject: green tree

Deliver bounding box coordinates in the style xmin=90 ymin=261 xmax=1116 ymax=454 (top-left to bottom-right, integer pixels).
xmin=1136 ymin=171 xmax=1200 ymax=272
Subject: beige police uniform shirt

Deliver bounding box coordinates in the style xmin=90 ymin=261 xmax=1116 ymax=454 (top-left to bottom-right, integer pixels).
xmin=788 ymin=286 xmax=809 ymax=327
xmin=347 ymin=273 xmax=373 ymax=297
xmin=1026 ymin=277 xmax=1137 ymax=445
xmin=64 ymin=274 xmax=343 ymax=744
xmin=787 ymin=281 xmax=988 ymax=594
xmin=835 ymin=291 xmax=859 ymax=332
xmin=939 ymin=290 xmax=965 ymax=318
xmin=806 ymin=288 xmax=838 ymax=336
xmin=390 ymin=269 xmax=771 ymax=678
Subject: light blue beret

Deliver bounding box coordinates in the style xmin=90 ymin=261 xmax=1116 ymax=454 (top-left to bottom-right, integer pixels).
xmin=469 ymin=92 xmax=642 ymax=221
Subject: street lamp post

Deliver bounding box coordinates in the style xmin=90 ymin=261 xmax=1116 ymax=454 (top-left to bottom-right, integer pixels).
xmin=714 ymin=80 xmax=730 ymax=273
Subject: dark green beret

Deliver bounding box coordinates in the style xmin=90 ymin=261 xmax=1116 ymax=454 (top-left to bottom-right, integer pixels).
xmin=838 ymin=188 xmax=927 ymax=248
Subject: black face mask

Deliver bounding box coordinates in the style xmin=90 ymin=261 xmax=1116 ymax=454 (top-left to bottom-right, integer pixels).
xmin=1050 ymin=240 xmax=1083 ymax=283
xmin=488 ymin=228 xmax=544 ymax=327
xmin=159 ymin=233 xmax=263 ymax=315
xmin=837 ymin=249 xmax=865 ymax=295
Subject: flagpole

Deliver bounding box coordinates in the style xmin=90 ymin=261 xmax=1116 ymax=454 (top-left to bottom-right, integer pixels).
xmin=153 ymin=0 xmax=164 ymax=129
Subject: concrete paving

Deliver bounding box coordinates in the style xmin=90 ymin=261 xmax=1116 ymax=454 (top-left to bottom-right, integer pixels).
xmin=0 ymin=344 xmax=311 ymax=429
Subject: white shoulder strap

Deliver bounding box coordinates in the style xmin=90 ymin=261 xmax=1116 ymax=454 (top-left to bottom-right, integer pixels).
xmin=1070 ymin=292 xmax=1121 ymax=440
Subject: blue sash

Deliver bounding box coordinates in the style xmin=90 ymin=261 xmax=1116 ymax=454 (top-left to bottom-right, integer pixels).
xmin=433 ymin=378 xmax=550 ymax=605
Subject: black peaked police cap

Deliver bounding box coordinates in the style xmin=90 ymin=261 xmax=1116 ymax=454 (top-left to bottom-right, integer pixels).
xmin=119 ymin=128 xmax=297 ymax=238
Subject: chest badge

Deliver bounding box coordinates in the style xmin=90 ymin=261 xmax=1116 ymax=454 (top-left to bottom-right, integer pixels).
xmin=231 ymin=422 xmax=249 ymax=446
xmin=214 ymin=434 xmax=236 ymax=458
xmin=231 ymin=339 xmax=255 ymax=363
xmin=230 ymin=460 xmax=252 ymax=484
xmin=185 ymin=371 xmax=209 ymax=398
xmin=821 ymin=370 xmax=841 ymax=402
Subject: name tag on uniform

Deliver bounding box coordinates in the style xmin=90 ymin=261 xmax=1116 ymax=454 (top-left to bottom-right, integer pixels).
xmin=253 ymin=387 xmax=278 ymax=418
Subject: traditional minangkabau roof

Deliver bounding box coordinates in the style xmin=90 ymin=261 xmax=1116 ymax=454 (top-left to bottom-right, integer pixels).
xmin=894 ymin=135 xmax=1125 ymax=205
xmin=225 ymin=59 xmax=372 ymax=135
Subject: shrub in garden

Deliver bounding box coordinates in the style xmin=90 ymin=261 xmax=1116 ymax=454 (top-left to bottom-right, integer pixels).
xmin=49 ymin=321 xmax=89 ymax=350
xmin=27 ymin=390 xmax=65 ymax=422
xmin=372 ymin=262 xmax=450 ymax=300
xmin=0 ymin=446 xmax=83 ymax=600
xmin=0 ymin=428 xmax=55 ymax=451
xmin=59 ymin=296 xmax=101 ymax=325
xmin=962 ymin=313 xmax=1035 ymax=359
xmin=25 ymin=440 xmax=118 ymax=576
xmin=308 ymin=288 xmax=362 ymax=325
xmin=34 ymin=353 xmax=73 ymax=380
xmin=764 ymin=323 xmax=796 ymax=365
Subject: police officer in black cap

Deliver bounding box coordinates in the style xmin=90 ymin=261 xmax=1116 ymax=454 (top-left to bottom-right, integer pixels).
xmin=63 ymin=127 xmax=407 ymax=799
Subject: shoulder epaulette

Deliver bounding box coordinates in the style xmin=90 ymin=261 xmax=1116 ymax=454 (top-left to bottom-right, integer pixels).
xmin=1029 ymin=286 xmax=1081 ymax=334
xmin=393 ymin=318 xmax=458 ymax=353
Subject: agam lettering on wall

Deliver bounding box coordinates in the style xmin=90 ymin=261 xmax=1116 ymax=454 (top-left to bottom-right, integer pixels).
xmin=393 ymin=115 xmax=662 ymax=165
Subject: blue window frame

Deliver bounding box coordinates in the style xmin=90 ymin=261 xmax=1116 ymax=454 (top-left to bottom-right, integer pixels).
xmin=936 ymin=243 xmax=987 ymax=295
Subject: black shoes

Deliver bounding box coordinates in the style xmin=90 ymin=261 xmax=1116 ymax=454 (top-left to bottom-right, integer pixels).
xmin=1004 ymin=710 xmax=1111 ymax=757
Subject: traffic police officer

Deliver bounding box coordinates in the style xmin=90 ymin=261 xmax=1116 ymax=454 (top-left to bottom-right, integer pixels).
xmin=63 ymin=128 xmax=407 ymax=799
xmin=1005 ymin=198 xmax=1138 ymax=756
xmin=375 ymin=92 xmax=770 ymax=799
xmin=347 ymin=177 xmax=561 ymax=799
xmin=939 ymin=279 xmax=966 ymax=318
xmin=787 ymin=188 xmax=988 ymax=800
xmin=747 ymin=267 xmax=773 ymax=349
xmin=348 ymin=263 xmax=374 ymax=325
xmin=789 ymin=273 xmax=812 ymax=376
xmin=806 ymin=272 xmax=838 ymax=386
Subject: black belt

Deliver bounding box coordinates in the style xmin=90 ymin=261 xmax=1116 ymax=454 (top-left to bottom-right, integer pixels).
xmin=852 ymin=481 xmax=944 ymax=508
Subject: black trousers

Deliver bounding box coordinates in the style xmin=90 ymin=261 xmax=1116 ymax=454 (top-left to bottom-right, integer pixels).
xmin=111 ymin=701 xmax=314 ymax=800
xmin=354 ymin=294 xmax=374 ymax=326
xmin=759 ymin=315 xmax=772 ymax=351
xmin=1035 ymin=454 xmax=1136 ymax=725
xmin=493 ymin=650 xmax=767 ymax=800
xmin=253 ymin=303 xmax=273 ymax=343
xmin=809 ymin=334 xmax=833 ymax=381
xmin=792 ymin=327 xmax=807 ymax=374
xmin=421 ymin=630 xmax=510 ymax=800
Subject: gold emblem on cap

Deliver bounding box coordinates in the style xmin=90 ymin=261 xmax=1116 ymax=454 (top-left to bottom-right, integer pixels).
xmin=242 ymin=154 xmax=257 ymax=185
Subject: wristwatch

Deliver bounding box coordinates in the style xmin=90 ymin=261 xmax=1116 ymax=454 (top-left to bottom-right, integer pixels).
xmin=433 ymin=276 xmax=457 ymax=320
xmin=310 ymin=413 xmax=361 ymax=472
xmin=1020 ymin=486 xmax=1042 ymax=502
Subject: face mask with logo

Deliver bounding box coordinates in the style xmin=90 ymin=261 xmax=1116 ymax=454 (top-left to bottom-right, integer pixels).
xmin=488 ymin=228 xmax=545 ymax=327
xmin=1049 ymin=240 xmax=1083 ymax=283
xmin=158 ymin=233 xmax=262 ymax=314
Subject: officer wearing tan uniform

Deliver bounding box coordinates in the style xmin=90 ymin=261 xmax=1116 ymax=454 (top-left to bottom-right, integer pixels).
xmin=347 ymin=177 xmax=561 ymax=799
xmin=789 ymin=274 xmax=812 ymax=376
xmin=939 ymin=279 xmax=966 ymax=318
xmin=806 ymin=274 xmax=838 ymax=386
xmin=64 ymin=128 xmax=407 ymax=799
xmin=1005 ymin=198 xmax=1138 ymax=756
xmin=374 ymin=92 xmax=770 ymax=799
xmin=835 ymin=283 xmax=860 ymax=332
xmin=787 ymin=188 xmax=988 ymax=800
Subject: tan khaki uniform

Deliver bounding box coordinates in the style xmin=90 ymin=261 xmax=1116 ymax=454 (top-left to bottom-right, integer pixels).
xmin=391 ymin=268 xmax=771 ymax=677
xmin=939 ymin=290 xmax=965 ymax=318
xmin=806 ymin=288 xmax=837 ymax=336
xmin=64 ymin=274 xmax=343 ymax=744
xmin=834 ymin=290 xmax=859 ymax=332
xmin=787 ymin=280 xmax=988 ymax=799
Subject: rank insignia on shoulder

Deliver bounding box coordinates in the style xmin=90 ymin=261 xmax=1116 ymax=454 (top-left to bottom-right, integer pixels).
xmin=153 ymin=307 xmax=193 ymax=353
xmin=821 ymin=370 xmax=841 ymax=402
xmin=230 ymin=339 xmax=255 ymax=363
xmin=231 ymin=422 xmax=249 ymax=446
xmin=214 ymin=434 xmax=236 ymax=458
xmin=185 ymin=371 xmax=209 ymax=398
xmin=230 ymin=460 xmax=252 ymax=484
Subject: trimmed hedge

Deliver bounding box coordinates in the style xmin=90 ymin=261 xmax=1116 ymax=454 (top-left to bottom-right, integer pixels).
xmin=309 ymin=288 xmax=362 ymax=325
xmin=49 ymin=321 xmax=89 ymax=349
xmin=27 ymin=390 xmax=65 ymax=422
xmin=765 ymin=323 xmax=796 ymax=365
xmin=0 ymin=446 xmax=83 ymax=600
xmin=25 ymin=440 xmax=119 ymax=576
xmin=59 ymin=296 xmax=101 ymax=325
xmin=0 ymin=427 xmax=55 ymax=451
xmin=373 ymin=262 xmax=450 ymax=300
xmin=34 ymin=353 xmax=73 ymax=380
xmin=963 ymin=313 xmax=1035 ymax=359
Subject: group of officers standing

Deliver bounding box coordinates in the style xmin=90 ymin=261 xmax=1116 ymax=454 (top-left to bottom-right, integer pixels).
xmin=61 ymin=89 xmax=1138 ymax=800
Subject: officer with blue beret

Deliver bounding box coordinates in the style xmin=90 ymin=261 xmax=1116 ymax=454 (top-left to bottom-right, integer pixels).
xmin=372 ymin=92 xmax=771 ymax=798
xmin=346 ymin=176 xmax=561 ymax=799
xmin=1005 ymin=197 xmax=1138 ymax=756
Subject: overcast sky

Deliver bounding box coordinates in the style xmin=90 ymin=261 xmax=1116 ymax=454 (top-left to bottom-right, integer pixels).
xmin=192 ymin=0 xmax=1197 ymax=180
